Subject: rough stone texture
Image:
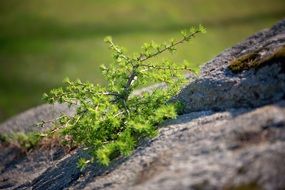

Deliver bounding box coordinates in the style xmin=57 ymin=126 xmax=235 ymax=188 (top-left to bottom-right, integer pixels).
xmin=81 ymin=102 xmax=285 ymax=190
xmin=177 ymin=19 xmax=285 ymax=112
xmin=1 ymin=103 xmax=284 ymax=190
xmin=0 ymin=103 xmax=75 ymax=134
xmin=0 ymin=20 xmax=285 ymax=190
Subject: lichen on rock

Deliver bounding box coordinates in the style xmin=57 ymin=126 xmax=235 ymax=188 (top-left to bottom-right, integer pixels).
xmin=229 ymin=44 xmax=285 ymax=72
xmin=177 ymin=19 xmax=285 ymax=113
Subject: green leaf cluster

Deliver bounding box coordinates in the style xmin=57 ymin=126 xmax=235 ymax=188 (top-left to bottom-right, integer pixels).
xmin=43 ymin=26 xmax=206 ymax=168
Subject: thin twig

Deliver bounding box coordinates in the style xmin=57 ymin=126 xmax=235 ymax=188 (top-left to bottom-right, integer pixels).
xmin=138 ymin=31 xmax=201 ymax=62
xmin=139 ymin=63 xmax=195 ymax=72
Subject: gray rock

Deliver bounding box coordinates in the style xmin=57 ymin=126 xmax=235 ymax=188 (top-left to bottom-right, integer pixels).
xmin=2 ymin=102 xmax=283 ymax=190
xmin=0 ymin=103 xmax=75 ymax=134
xmin=80 ymin=102 xmax=285 ymax=190
xmin=0 ymin=19 xmax=285 ymax=190
xmin=177 ymin=19 xmax=285 ymax=112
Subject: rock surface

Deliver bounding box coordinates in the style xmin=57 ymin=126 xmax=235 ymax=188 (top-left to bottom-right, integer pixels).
xmin=177 ymin=19 xmax=285 ymax=112
xmin=0 ymin=20 xmax=285 ymax=190
xmin=0 ymin=103 xmax=75 ymax=134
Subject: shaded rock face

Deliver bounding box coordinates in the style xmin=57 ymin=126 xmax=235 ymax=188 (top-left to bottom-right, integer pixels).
xmin=0 ymin=20 xmax=285 ymax=190
xmin=177 ymin=19 xmax=285 ymax=112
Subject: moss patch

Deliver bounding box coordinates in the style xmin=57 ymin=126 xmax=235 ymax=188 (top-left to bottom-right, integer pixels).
xmin=1 ymin=132 xmax=42 ymax=151
xmin=229 ymin=45 xmax=285 ymax=72
xmin=224 ymin=182 xmax=262 ymax=190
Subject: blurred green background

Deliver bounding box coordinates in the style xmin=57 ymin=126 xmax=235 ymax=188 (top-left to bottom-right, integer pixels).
xmin=0 ymin=0 xmax=284 ymax=122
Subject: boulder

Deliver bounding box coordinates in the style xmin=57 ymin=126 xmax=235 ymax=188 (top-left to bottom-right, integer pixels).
xmin=0 ymin=103 xmax=75 ymax=134
xmin=0 ymin=19 xmax=284 ymax=190
xmin=177 ymin=19 xmax=285 ymax=112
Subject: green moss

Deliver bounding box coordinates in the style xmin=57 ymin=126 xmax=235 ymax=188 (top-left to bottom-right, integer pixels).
xmin=229 ymin=45 xmax=285 ymax=72
xmin=13 ymin=132 xmax=42 ymax=151
xmin=1 ymin=132 xmax=42 ymax=151
xmin=224 ymin=182 xmax=262 ymax=190
xmin=0 ymin=133 xmax=8 ymax=143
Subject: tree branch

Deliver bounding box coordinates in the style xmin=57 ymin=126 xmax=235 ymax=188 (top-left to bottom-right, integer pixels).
xmin=138 ymin=30 xmax=201 ymax=62
xmin=139 ymin=63 xmax=195 ymax=72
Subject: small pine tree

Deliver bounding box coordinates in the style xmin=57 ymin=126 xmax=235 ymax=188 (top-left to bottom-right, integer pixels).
xmin=43 ymin=25 xmax=206 ymax=168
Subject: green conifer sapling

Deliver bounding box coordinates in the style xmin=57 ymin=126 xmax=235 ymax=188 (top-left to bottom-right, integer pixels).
xmin=43 ymin=25 xmax=206 ymax=168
